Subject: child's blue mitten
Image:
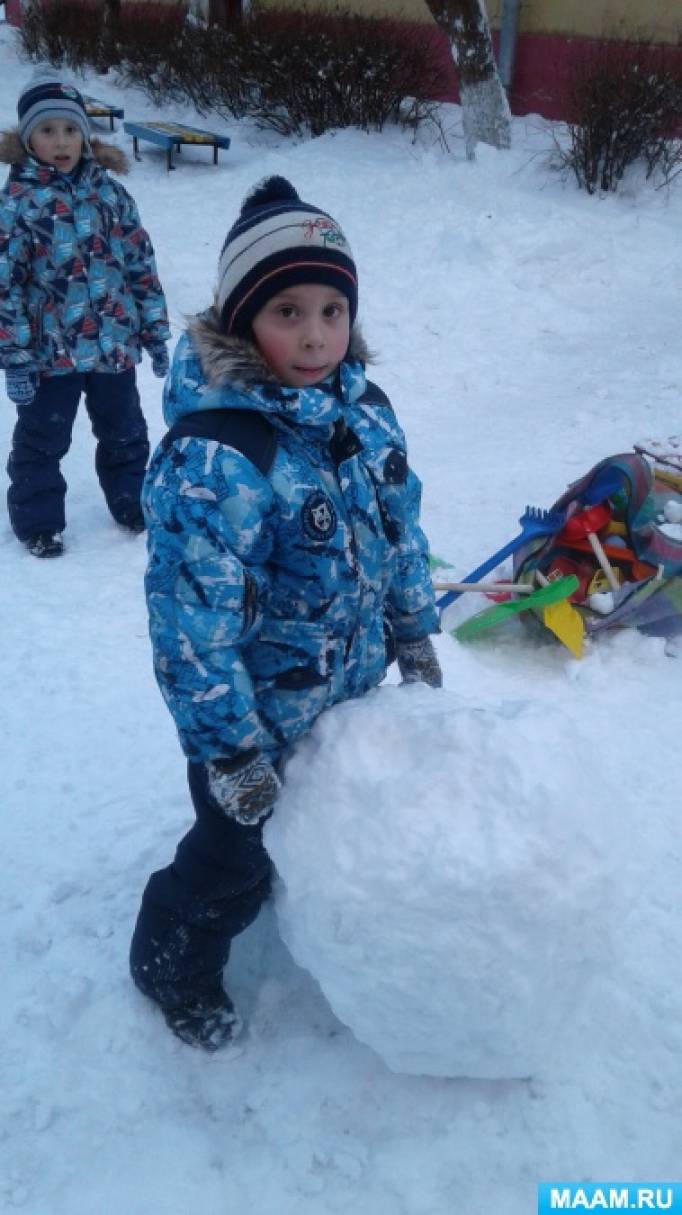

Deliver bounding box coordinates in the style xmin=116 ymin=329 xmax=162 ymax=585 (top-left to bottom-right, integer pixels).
xmin=149 ymin=344 xmax=169 ymax=379
xmin=5 ymin=367 xmax=38 ymax=406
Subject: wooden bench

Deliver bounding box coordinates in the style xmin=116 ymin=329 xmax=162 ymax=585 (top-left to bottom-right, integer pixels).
xmin=122 ymin=121 xmax=231 ymax=171
xmin=83 ymin=95 xmax=125 ymax=131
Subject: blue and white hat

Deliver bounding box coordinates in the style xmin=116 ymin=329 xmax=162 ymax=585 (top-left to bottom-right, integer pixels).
xmin=18 ymin=71 xmax=90 ymax=150
xmin=217 ymin=176 xmax=358 ymax=337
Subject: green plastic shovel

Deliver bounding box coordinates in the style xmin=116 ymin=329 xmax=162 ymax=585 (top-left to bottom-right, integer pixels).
xmin=453 ymin=575 xmax=579 ymax=641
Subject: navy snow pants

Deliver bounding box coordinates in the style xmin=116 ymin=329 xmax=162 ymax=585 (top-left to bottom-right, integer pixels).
xmin=129 ymin=762 xmax=273 ymax=1009
xmin=6 ymin=368 xmax=149 ymax=541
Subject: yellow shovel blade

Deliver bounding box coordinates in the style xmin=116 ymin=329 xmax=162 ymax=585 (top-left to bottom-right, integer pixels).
xmin=540 ymin=599 xmax=585 ymax=658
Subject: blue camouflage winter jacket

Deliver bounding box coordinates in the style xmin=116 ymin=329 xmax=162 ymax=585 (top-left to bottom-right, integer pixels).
xmin=0 ymin=131 xmax=170 ymax=373
xmin=144 ymin=310 xmax=439 ymax=764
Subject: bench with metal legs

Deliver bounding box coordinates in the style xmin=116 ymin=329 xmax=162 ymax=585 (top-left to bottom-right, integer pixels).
xmin=83 ymin=96 xmax=125 ymax=132
xmin=123 ymin=121 xmax=231 ymax=171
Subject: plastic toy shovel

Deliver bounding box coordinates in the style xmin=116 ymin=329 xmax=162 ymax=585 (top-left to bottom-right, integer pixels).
xmin=533 ymin=570 xmax=585 ymax=658
xmin=436 ymin=506 xmax=566 ymax=611
xmin=559 ymin=505 xmax=620 ymax=593
xmin=453 ymin=575 xmax=579 ymax=640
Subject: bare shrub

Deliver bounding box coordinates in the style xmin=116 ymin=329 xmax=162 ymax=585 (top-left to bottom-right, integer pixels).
xmin=178 ymin=23 xmax=252 ymax=119
xmin=18 ymin=0 xmax=450 ymax=140
xmin=555 ymin=39 xmax=682 ymax=193
xmin=20 ymin=0 xmax=106 ymax=72
xmin=244 ymin=8 xmax=449 ymax=137
xmin=112 ymin=5 xmax=199 ymax=108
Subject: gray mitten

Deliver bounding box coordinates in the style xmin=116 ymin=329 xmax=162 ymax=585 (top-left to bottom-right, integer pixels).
xmin=206 ymin=750 xmax=280 ymax=826
xmin=5 ymin=366 xmax=38 ymax=406
xmin=396 ymin=636 xmax=443 ymax=689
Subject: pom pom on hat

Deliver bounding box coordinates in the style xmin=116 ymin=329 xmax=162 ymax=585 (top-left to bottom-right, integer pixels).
xmin=17 ymin=70 xmax=90 ymax=151
xmin=216 ymin=175 xmax=358 ymax=337
xmin=240 ymin=175 xmax=300 ymax=212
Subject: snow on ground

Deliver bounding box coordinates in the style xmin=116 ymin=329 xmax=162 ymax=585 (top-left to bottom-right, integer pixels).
xmin=1 ymin=21 xmax=681 ymax=1214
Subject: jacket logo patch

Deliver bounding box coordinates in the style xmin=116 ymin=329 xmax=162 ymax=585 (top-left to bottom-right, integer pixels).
xmin=302 ymin=491 xmax=337 ymax=540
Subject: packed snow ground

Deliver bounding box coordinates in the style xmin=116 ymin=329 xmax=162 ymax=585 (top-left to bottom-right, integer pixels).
xmin=1 ymin=22 xmax=681 ymax=1214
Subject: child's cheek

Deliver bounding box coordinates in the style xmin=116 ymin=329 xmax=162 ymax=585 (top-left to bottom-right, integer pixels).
xmin=256 ymin=331 xmax=293 ymax=374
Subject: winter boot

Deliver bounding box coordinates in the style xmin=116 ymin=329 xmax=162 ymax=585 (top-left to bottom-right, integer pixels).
xmin=111 ymin=496 xmax=145 ymax=534
xmin=121 ymin=512 xmax=144 ymax=532
xmin=120 ymin=511 xmax=145 ymax=535
xmin=25 ymin=532 xmax=64 ymax=558
xmin=130 ymin=907 xmax=242 ymax=1052
xmin=161 ymin=987 xmax=243 ymax=1052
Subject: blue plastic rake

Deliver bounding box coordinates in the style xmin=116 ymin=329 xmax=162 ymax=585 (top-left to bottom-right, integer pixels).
xmin=436 ymin=506 xmax=566 ymax=612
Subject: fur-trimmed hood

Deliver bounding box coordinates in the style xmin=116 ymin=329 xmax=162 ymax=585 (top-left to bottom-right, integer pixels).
xmin=0 ymin=127 xmax=128 ymax=174
xmin=187 ymin=304 xmax=373 ymax=392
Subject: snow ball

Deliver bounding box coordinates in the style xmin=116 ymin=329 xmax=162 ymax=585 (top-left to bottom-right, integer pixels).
xmin=265 ymin=684 xmax=619 ymax=1079
xmin=663 ymin=500 xmax=682 ymax=524
xmin=588 ymin=590 xmax=615 ymax=615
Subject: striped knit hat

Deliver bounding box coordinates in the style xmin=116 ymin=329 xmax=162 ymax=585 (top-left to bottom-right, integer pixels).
xmin=217 ymin=176 xmax=358 ymax=337
xmin=18 ymin=71 xmax=90 ymax=151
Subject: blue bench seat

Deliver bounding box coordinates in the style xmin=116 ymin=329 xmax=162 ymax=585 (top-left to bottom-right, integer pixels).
xmin=83 ymin=96 xmax=125 ymax=131
xmin=123 ymin=121 xmax=231 ymax=171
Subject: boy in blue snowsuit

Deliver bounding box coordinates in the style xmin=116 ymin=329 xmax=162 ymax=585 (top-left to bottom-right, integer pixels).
xmin=0 ymin=73 xmax=170 ymax=556
xmin=129 ymin=176 xmax=442 ymax=1050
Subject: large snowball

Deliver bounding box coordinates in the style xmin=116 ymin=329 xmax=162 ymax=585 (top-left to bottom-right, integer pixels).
xmin=264 ymin=684 xmax=619 ymax=1079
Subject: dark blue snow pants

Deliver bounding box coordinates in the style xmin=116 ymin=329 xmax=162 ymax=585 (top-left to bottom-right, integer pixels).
xmin=129 ymin=762 xmax=273 ymax=1009
xmin=6 ymin=368 xmax=149 ymax=541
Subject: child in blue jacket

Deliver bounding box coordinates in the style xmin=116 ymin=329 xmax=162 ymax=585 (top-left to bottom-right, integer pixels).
xmin=0 ymin=73 xmax=170 ymax=556
xmin=129 ymin=176 xmax=442 ymax=1050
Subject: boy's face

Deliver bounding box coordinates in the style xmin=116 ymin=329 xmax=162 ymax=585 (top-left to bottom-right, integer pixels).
xmin=28 ymin=119 xmax=84 ymax=172
xmin=251 ymin=283 xmax=351 ymax=389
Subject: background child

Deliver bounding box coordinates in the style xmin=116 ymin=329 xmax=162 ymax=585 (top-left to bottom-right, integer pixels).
xmin=129 ymin=175 xmax=442 ymax=1051
xmin=0 ymin=72 xmax=170 ymax=556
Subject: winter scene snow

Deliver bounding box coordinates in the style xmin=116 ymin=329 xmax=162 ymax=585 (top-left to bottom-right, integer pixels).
xmin=1 ymin=16 xmax=681 ymax=1215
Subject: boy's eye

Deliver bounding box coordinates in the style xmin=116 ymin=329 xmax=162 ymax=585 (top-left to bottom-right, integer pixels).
xmin=323 ymin=303 xmax=343 ymax=318
xmin=277 ymin=305 xmax=297 ymax=319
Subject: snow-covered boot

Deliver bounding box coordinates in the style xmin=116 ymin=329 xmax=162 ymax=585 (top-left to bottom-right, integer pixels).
xmin=25 ymin=532 xmax=64 ymax=558
xmin=161 ymin=987 xmax=243 ymax=1052
xmin=130 ymin=909 xmax=242 ymax=1051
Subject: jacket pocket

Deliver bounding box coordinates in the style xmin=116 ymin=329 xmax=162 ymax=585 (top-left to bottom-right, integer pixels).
xmin=249 ymin=618 xmax=342 ymax=688
xmin=247 ymin=619 xmax=345 ymax=741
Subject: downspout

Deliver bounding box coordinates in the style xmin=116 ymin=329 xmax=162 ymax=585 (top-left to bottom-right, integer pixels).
xmin=498 ymin=0 xmax=521 ymax=94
